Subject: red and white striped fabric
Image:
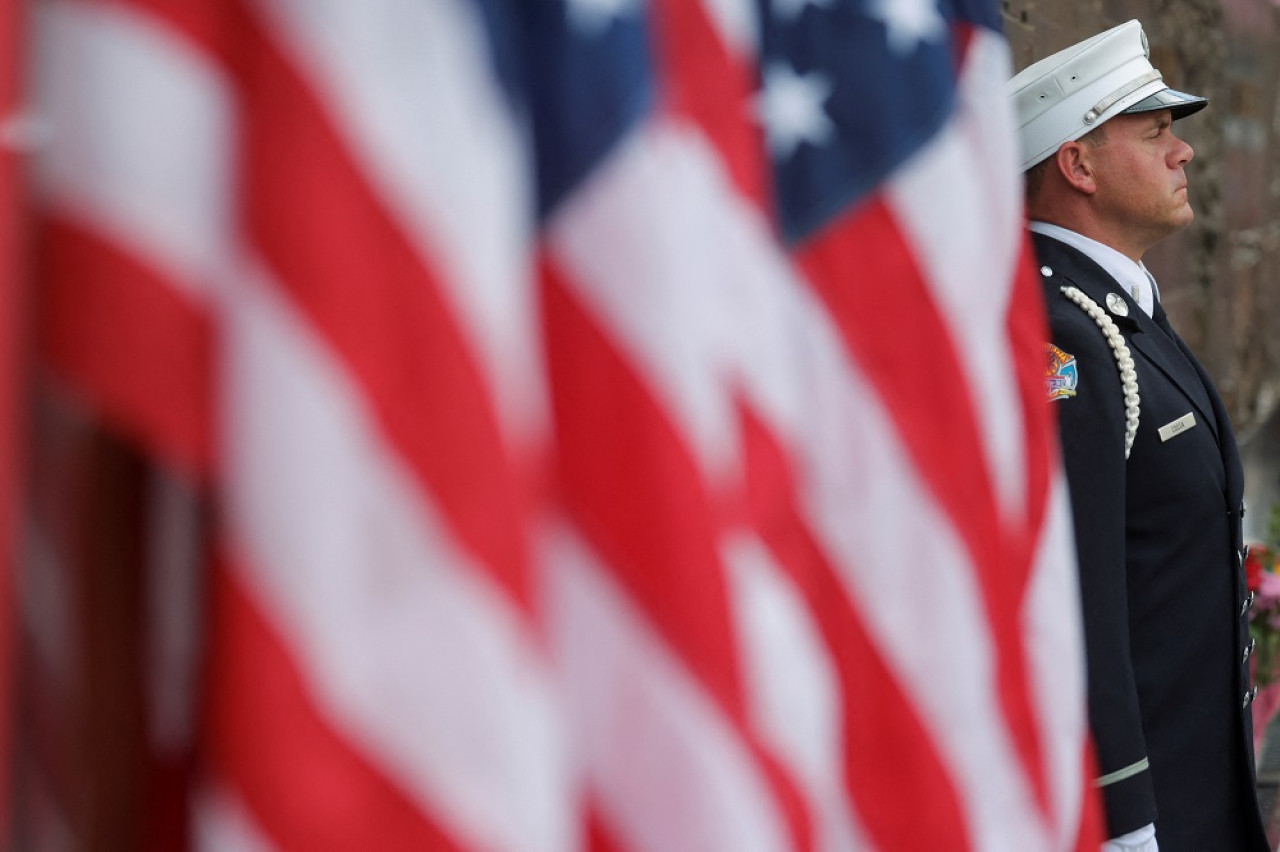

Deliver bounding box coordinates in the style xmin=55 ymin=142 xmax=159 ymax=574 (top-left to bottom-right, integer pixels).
xmin=28 ymin=0 xmax=1100 ymax=849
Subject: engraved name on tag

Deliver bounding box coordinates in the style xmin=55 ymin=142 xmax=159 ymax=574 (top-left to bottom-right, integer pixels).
xmin=1158 ymin=412 xmax=1197 ymax=442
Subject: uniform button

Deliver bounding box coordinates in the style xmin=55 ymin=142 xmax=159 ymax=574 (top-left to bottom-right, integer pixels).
xmin=1245 ymin=686 xmax=1259 ymax=709
xmin=1243 ymin=591 xmax=1257 ymax=616
xmin=1245 ymin=639 xmax=1257 ymax=664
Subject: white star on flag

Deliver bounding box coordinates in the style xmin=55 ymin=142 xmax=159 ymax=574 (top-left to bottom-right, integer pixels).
xmin=865 ymin=0 xmax=946 ymax=54
xmin=754 ymin=62 xmax=835 ymax=160
xmin=566 ymin=0 xmax=638 ymax=35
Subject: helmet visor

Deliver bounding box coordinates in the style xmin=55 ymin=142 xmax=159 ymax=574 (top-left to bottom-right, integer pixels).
xmin=1121 ymin=87 xmax=1208 ymax=120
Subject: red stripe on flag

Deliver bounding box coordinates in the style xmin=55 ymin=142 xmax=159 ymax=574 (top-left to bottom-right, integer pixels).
xmin=231 ymin=7 xmax=536 ymax=611
xmin=541 ymin=264 xmax=742 ymax=712
xmin=796 ymin=200 xmax=1003 ymax=582
xmin=541 ymin=262 xmax=813 ymax=850
xmin=37 ymin=219 xmax=212 ymax=480
xmin=649 ymin=0 xmax=768 ymax=208
xmin=796 ymin=200 xmax=1050 ymax=815
xmin=204 ymin=555 xmax=463 ymax=852
xmin=585 ymin=802 xmax=624 ymax=852
xmin=1073 ymin=736 xmax=1105 ymax=850
xmin=739 ymin=404 xmax=974 ymax=849
xmin=1009 ymin=237 xmax=1104 ymax=846
xmin=1008 ymin=238 xmax=1055 ymax=541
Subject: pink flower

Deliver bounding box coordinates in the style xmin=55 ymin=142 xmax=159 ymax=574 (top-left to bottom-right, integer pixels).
xmin=1258 ymin=570 xmax=1280 ymax=610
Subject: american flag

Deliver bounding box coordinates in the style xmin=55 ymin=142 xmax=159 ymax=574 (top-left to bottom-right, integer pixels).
xmin=24 ymin=0 xmax=1099 ymax=848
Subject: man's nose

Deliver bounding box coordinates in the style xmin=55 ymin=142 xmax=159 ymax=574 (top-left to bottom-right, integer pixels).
xmin=1173 ymin=135 xmax=1194 ymax=166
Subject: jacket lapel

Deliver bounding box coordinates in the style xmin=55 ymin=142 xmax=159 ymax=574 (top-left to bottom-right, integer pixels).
xmin=1150 ymin=298 xmax=1243 ymax=503
xmin=1126 ymin=300 xmax=1220 ymax=443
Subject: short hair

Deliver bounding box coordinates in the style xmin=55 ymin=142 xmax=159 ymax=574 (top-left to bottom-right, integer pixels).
xmin=1023 ymin=123 xmax=1109 ymax=203
xmin=1023 ymin=157 xmax=1053 ymax=201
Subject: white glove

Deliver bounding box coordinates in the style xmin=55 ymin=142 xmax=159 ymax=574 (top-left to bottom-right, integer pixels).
xmin=1102 ymin=823 xmax=1156 ymax=852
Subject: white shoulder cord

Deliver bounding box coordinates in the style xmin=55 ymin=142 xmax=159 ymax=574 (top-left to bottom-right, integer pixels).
xmin=1060 ymin=286 xmax=1141 ymax=459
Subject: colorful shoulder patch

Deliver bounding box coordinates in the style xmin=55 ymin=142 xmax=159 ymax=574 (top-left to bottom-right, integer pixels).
xmin=1045 ymin=343 xmax=1078 ymax=401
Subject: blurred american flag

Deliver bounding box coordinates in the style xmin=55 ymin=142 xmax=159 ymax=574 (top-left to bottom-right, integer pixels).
xmin=18 ymin=0 xmax=1099 ymax=848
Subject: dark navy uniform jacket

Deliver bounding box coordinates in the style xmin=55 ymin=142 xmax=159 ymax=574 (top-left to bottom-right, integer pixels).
xmin=1035 ymin=232 xmax=1268 ymax=850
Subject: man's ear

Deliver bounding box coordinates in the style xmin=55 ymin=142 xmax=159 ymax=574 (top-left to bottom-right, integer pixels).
xmin=1055 ymin=141 xmax=1097 ymax=194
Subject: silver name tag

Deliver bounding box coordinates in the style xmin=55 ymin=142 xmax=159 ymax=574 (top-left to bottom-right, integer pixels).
xmin=1158 ymin=412 xmax=1197 ymax=442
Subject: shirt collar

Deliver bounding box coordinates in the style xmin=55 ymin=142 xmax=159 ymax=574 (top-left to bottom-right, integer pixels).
xmin=1029 ymin=221 xmax=1156 ymax=316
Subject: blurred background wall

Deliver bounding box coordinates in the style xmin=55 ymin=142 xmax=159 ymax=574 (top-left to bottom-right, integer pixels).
xmin=1005 ymin=0 xmax=1280 ymax=540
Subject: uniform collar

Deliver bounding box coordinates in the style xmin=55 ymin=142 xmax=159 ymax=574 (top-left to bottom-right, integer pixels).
xmin=1029 ymin=221 xmax=1157 ymax=316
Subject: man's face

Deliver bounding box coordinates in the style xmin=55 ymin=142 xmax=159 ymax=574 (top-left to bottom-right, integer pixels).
xmin=1086 ymin=110 xmax=1196 ymax=251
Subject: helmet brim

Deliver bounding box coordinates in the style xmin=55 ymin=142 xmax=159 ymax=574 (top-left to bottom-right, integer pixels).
xmin=1121 ymin=87 xmax=1208 ymax=120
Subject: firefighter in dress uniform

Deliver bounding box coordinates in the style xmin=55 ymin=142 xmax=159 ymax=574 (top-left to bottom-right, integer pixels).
xmin=1009 ymin=20 xmax=1270 ymax=852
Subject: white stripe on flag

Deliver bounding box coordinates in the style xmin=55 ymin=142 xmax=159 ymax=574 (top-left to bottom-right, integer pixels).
xmin=250 ymin=0 xmax=546 ymax=441
xmin=1023 ymin=476 xmax=1089 ymax=845
xmin=220 ymin=260 xmax=576 ymax=852
xmin=542 ymin=522 xmax=793 ymax=852
xmin=885 ymin=31 xmax=1028 ymax=518
xmin=698 ymin=0 xmax=761 ymax=56
xmin=723 ymin=532 xmax=871 ymax=852
xmin=33 ymin=0 xmax=233 ymax=298
xmin=546 ymin=121 xmax=758 ymax=484
xmin=193 ymin=785 xmax=277 ymax=852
